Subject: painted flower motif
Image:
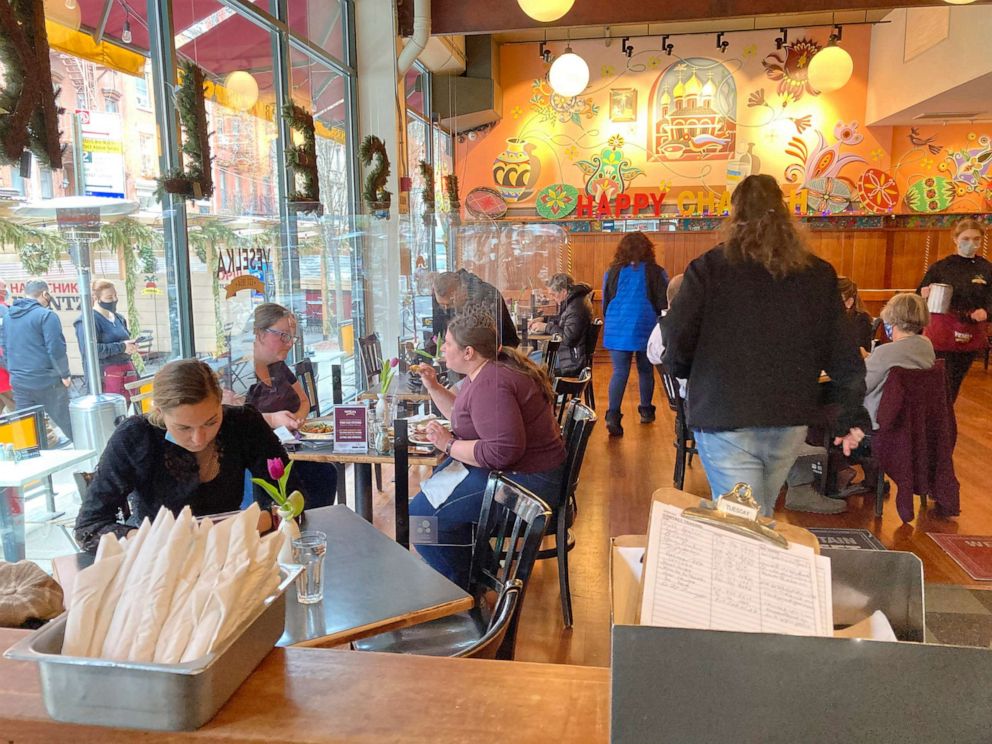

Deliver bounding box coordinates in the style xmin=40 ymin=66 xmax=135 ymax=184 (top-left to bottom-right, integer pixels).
xmin=747 ymin=89 xmax=766 ymax=108
xmin=968 ymin=132 xmax=978 ymax=141
xmin=834 ymin=121 xmax=864 ymax=146
xmin=658 ymin=179 xmax=672 ymax=192
xmin=541 ymin=186 xmax=575 ymax=214
xmin=791 ymin=115 xmax=812 ymax=134
xmin=511 ymin=105 xmax=523 ymax=119
xmin=938 ymin=161 xmax=949 ymax=172
xmin=602 ymin=149 xmax=622 ymax=166
xmin=870 ymin=148 xmax=885 ymax=162
xmin=608 ymin=134 xmax=625 ymax=150
xmin=919 ymin=156 xmax=934 ymax=171
xmin=743 ymin=44 xmax=757 ymax=58
xmin=601 ymin=65 xmax=615 ymax=77
xmin=647 ymin=57 xmax=660 ymax=69
xmin=564 ymin=146 xmax=578 ymax=160
xmin=955 ymin=182 xmax=969 ymax=197
xmin=762 ymin=38 xmax=822 ymax=103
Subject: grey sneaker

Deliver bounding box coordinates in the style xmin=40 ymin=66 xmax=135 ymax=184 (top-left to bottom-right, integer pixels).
xmin=784 ymin=484 xmax=847 ymax=514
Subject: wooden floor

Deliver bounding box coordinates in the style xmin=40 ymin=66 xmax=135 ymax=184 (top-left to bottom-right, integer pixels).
xmin=369 ymin=357 xmax=992 ymax=668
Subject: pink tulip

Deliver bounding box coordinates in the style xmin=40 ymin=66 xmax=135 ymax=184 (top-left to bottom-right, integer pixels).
xmin=267 ymin=457 xmax=285 ymax=480
xmin=390 ymin=357 xmax=399 ymax=368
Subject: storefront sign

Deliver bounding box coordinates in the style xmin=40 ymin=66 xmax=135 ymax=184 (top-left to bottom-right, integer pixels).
xmin=333 ymin=405 xmax=368 ymax=453
xmin=77 ymin=110 xmax=126 ymax=199
xmin=225 ymin=274 xmax=265 ymax=298
xmin=216 ymin=246 xmax=271 ymax=278
xmin=6 ymin=280 xmax=82 ymax=311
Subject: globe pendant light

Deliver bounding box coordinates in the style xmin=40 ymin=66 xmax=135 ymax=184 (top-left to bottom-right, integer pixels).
xmin=808 ymin=29 xmax=853 ymax=93
xmin=944 ymin=1 xmax=977 ymax=5
xmin=225 ymin=71 xmax=260 ymax=112
xmin=518 ymin=0 xmax=575 ymax=23
xmin=549 ymin=47 xmax=589 ymax=98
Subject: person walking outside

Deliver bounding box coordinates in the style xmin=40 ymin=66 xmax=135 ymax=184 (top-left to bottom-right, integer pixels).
xmin=0 ymin=280 xmax=73 ymax=440
xmin=602 ymin=231 xmax=669 ymax=436
xmin=662 ymin=175 xmax=868 ymax=516
xmin=0 ymin=277 xmax=14 ymax=415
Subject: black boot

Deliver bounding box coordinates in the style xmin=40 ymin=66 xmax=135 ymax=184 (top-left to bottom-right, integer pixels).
xmin=606 ymin=410 xmax=624 ymax=437
xmin=638 ymin=405 xmax=656 ymax=424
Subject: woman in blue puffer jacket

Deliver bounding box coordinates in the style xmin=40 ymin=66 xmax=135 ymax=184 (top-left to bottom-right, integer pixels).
xmin=602 ymin=232 xmax=669 ymax=436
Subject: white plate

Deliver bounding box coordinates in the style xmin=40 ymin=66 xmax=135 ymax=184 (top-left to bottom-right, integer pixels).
xmin=408 ymin=419 xmax=450 ymax=446
xmin=298 ymin=421 xmax=335 ymax=440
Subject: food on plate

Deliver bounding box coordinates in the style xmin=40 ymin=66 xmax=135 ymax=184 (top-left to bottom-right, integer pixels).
xmin=412 ymin=418 xmax=451 ymax=440
xmin=300 ymin=421 xmax=333 ymax=435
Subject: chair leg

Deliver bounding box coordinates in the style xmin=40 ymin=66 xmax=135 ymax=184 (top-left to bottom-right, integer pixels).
xmin=585 ymin=379 xmax=595 ymax=410
xmin=674 ymin=443 xmax=685 ymax=490
xmin=874 ymin=474 xmax=885 ymax=518
xmin=374 ymin=463 xmax=383 ymax=493
xmin=557 ymin=521 xmax=573 ymax=628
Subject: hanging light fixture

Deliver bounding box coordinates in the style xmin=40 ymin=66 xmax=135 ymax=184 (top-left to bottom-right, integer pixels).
xmin=549 ymin=46 xmax=589 ymax=98
xmin=44 ymin=0 xmax=81 ymax=30
xmin=808 ymin=25 xmax=853 ymax=93
xmin=517 ymin=0 xmax=575 ymax=23
xmin=64 ymin=0 xmax=77 ymax=9
xmin=944 ymin=0 xmax=977 ymax=4
xmin=121 ymin=10 xmax=133 ymax=44
xmin=224 ymin=70 xmax=260 ymax=112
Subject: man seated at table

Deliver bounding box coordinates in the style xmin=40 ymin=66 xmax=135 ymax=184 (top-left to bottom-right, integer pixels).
xmin=429 ymin=270 xmax=520 ymax=354
xmin=528 ymin=273 xmax=593 ymax=377
xmin=409 ymin=309 xmax=565 ymax=588
xmin=74 ymin=359 xmax=305 ymax=553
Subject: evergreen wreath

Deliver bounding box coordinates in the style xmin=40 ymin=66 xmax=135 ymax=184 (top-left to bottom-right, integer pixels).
xmin=418 ymin=159 xmax=434 ymax=225
xmin=282 ymin=103 xmax=321 ymax=212
xmin=0 ymin=0 xmax=64 ymax=169
xmin=359 ymin=134 xmax=391 ymax=216
xmin=443 ymin=174 xmax=461 ymax=225
xmin=157 ymin=61 xmax=213 ymax=200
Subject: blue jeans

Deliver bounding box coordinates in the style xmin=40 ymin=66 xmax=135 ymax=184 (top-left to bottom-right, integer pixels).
xmin=409 ymin=458 xmax=564 ymax=589
xmin=607 ymin=350 xmax=654 ymax=414
xmin=694 ymin=426 xmax=808 ymax=517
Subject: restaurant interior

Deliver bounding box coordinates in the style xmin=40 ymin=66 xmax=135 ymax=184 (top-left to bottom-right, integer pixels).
xmin=2 ymin=0 xmax=992 ymax=741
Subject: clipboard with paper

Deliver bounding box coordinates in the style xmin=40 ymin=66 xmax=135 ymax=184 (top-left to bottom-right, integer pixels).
xmin=637 ymin=484 xmax=834 ymax=637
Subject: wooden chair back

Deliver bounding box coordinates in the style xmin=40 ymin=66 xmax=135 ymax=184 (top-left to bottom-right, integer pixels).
xmin=294 ymin=358 xmax=320 ymax=417
xmin=358 ymin=333 xmax=383 ymax=389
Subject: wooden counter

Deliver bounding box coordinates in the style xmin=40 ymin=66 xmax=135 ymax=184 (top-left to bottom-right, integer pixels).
xmin=0 ymin=628 xmax=610 ymax=743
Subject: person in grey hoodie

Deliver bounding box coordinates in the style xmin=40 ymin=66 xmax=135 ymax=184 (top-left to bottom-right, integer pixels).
xmin=0 ymin=280 xmax=73 ymax=439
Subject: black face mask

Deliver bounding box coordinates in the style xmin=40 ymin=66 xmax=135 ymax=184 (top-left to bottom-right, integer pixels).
xmin=98 ymin=300 xmax=118 ymax=313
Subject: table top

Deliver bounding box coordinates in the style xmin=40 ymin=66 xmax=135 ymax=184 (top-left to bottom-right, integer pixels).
xmin=51 ymin=506 xmax=472 ymax=649
xmin=0 ymin=627 xmax=610 ymax=742
xmin=289 ymin=443 xmax=444 ymax=466
xmin=0 ymin=448 xmax=96 ymax=488
xmin=280 ymin=505 xmax=473 ymax=646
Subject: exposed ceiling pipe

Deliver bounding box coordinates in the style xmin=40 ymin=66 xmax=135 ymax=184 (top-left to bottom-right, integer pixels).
xmin=398 ymin=0 xmax=431 ymax=74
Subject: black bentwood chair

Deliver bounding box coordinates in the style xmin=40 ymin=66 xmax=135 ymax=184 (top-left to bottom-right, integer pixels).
xmin=552 ymin=367 xmax=592 ymax=428
xmin=353 ymin=473 xmax=550 ymax=660
xmin=535 ymin=400 xmax=597 ymax=628
xmin=584 ymin=319 xmax=603 ymax=409
xmin=293 ymin=358 xmax=320 ymax=418
xmin=542 ymin=334 xmax=563 ymax=375
xmin=658 ymin=363 xmax=696 ymax=490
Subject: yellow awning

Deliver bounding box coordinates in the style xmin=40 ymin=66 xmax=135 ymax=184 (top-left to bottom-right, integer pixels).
xmin=46 ymin=21 xmax=146 ymax=78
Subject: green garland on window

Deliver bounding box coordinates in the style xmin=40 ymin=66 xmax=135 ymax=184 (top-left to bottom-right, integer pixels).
xmin=0 ymin=0 xmax=63 ymax=169
xmin=282 ymin=103 xmax=321 ymax=212
xmin=418 ymin=159 xmax=435 ymax=226
xmin=0 ymin=218 xmax=65 ymax=274
xmin=157 ymin=61 xmax=213 ymax=201
xmin=359 ymin=134 xmax=391 ymax=217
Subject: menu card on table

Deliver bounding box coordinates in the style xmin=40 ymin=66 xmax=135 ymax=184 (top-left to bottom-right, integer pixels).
xmin=639 ymin=501 xmax=833 ymax=637
xmin=333 ymin=405 xmax=368 ymax=453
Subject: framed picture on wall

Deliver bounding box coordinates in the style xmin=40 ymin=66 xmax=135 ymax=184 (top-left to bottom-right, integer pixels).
xmin=610 ymin=88 xmax=637 ymax=122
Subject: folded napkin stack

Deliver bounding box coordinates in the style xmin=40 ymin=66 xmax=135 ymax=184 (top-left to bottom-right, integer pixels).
xmin=61 ymin=503 xmax=284 ymax=663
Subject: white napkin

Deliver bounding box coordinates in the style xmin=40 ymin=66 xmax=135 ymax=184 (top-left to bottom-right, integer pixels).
xmin=180 ymin=506 xmax=259 ymax=662
xmin=153 ymin=518 xmax=211 ymax=664
xmin=90 ymin=517 xmax=152 ymax=658
xmin=128 ymin=508 xmax=197 ymax=662
xmin=421 ymin=459 xmax=470 ymax=508
xmin=103 ymin=508 xmax=176 ymax=660
xmin=61 ymin=545 xmax=125 ymax=657
xmin=227 ymin=530 xmax=284 ymax=634
xmin=833 ymin=610 xmax=898 ymax=642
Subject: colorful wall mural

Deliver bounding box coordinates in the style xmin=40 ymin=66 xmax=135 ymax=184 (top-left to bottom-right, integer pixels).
xmin=456 ymin=26 xmax=992 ymax=219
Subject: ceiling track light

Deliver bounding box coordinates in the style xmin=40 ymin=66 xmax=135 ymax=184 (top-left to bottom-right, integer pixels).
xmin=539 ymin=40 xmax=551 ymax=63
xmin=621 ymin=36 xmax=633 ymax=58
xmin=661 ymin=34 xmax=673 ymax=56
xmin=716 ymin=32 xmax=729 ymax=54
xmin=829 ymin=23 xmax=843 ymax=43
xmin=775 ymin=27 xmax=789 ymax=50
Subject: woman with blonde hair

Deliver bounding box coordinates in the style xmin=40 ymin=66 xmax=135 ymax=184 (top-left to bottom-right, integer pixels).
xmin=408 ymin=308 xmax=566 ymax=588
xmin=918 ymin=218 xmax=991 ymax=403
xmin=74 ymin=358 xmax=303 ymax=552
xmin=662 ymin=174 xmax=869 ymax=516
xmin=73 ymin=278 xmax=139 ymax=401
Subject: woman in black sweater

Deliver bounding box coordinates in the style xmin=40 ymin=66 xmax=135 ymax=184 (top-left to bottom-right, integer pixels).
xmin=74 ymin=358 xmax=301 ymax=552
xmin=661 ymin=175 xmax=869 ymax=516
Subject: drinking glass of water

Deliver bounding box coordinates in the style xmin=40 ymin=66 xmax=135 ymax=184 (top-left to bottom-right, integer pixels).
xmin=292 ymin=530 xmax=327 ymax=604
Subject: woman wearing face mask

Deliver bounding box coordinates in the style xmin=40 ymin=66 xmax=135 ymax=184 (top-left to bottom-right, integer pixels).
xmin=918 ymin=219 xmax=992 ymax=403
xmin=74 ymin=359 xmax=303 ymax=553
xmin=74 ymin=279 xmax=139 ymax=402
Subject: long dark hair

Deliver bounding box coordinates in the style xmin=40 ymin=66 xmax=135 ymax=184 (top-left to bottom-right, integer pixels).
xmin=448 ymin=308 xmax=555 ymax=404
xmin=721 ymin=174 xmax=810 ymax=279
xmin=609 ymin=231 xmax=658 ymax=271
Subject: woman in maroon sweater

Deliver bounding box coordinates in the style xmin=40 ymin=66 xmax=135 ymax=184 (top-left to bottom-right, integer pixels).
xmin=409 ymin=309 xmax=566 ymax=588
